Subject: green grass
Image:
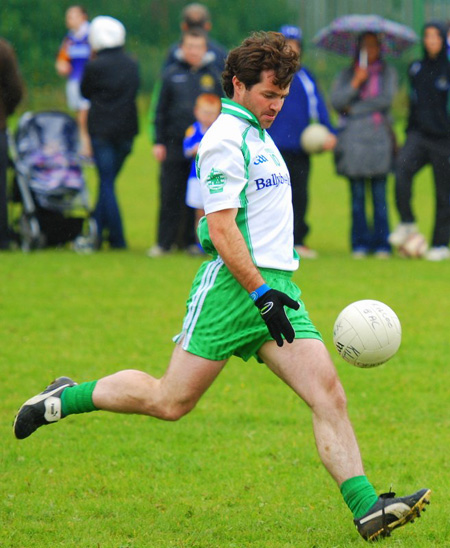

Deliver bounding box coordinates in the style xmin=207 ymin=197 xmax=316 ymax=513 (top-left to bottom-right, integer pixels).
xmin=1 ymin=125 xmax=450 ymax=547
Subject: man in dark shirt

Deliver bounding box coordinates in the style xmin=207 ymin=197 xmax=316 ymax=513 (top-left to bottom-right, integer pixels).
xmin=390 ymin=21 xmax=450 ymax=261
xmin=149 ymin=28 xmax=223 ymax=257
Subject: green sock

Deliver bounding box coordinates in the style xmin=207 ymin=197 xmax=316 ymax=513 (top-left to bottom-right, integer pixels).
xmin=61 ymin=381 xmax=98 ymax=416
xmin=340 ymin=476 xmax=378 ymax=519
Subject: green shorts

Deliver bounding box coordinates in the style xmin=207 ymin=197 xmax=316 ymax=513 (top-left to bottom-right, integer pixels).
xmin=174 ymin=258 xmax=323 ymax=362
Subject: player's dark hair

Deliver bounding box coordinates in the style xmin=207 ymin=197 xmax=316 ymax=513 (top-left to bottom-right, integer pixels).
xmin=222 ymin=31 xmax=299 ymax=98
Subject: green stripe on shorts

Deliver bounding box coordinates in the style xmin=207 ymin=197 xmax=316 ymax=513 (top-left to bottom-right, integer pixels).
xmin=174 ymin=260 xmax=322 ymax=362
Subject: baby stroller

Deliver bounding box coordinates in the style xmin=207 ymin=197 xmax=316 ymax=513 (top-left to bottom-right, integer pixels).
xmin=9 ymin=110 xmax=97 ymax=251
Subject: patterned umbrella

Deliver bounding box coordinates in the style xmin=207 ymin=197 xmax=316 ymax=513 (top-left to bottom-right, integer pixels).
xmin=312 ymin=14 xmax=418 ymax=57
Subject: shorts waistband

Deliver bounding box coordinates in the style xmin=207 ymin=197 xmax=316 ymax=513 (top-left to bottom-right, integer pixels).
xmin=258 ymin=267 xmax=294 ymax=279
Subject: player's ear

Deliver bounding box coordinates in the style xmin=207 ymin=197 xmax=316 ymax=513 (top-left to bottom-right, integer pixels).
xmin=232 ymin=76 xmax=245 ymax=96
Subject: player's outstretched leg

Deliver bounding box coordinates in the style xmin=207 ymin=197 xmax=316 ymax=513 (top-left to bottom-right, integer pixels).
xmin=13 ymin=377 xmax=77 ymax=439
xmin=354 ymin=488 xmax=431 ymax=541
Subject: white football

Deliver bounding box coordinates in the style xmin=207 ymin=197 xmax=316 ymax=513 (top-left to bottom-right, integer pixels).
xmin=398 ymin=232 xmax=428 ymax=258
xmin=300 ymin=123 xmax=330 ymax=154
xmin=333 ymin=300 xmax=401 ymax=368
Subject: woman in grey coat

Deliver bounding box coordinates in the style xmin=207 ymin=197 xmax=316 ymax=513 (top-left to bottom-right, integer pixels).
xmin=331 ymin=32 xmax=398 ymax=257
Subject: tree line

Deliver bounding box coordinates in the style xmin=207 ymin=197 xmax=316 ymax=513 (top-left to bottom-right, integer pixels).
xmin=1 ymin=0 xmax=299 ymax=94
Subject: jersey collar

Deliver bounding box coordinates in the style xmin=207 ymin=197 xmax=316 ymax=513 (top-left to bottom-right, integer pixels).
xmin=221 ymin=98 xmax=265 ymax=141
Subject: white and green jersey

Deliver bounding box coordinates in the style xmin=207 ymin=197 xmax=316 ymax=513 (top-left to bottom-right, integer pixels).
xmin=197 ymin=98 xmax=299 ymax=271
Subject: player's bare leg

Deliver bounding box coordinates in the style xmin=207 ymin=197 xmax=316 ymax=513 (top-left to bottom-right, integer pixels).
xmin=259 ymin=338 xmax=431 ymax=540
xmin=14 ymin=345 xmax=226 ymax=439
xmin=258 ymin=338 xmax=364 ymax=485
xmin=93 ymin=345 xmax=227 ymax=419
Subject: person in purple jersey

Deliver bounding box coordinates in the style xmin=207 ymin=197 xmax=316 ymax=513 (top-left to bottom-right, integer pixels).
xmin=56 ymin=5 xmax=91 ymax=158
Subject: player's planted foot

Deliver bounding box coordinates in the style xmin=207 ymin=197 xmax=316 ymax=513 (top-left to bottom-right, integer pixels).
xmin=13 ymin=377 xmax=77 ymax=439
xmin=354 ymin=488 xmax=431 ymax=541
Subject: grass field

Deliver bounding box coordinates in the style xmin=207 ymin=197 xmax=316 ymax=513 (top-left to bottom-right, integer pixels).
xmin=1 ymin=123 xmax=450 ymax=548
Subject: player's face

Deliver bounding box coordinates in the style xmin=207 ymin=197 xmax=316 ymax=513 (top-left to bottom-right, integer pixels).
xmin=424 ymin=27 xmax=443 ymax=59
xmin=233 ymin=70 xmax=290 ymax=129
xmin=182 ymin=35 xmax=207 ymax=68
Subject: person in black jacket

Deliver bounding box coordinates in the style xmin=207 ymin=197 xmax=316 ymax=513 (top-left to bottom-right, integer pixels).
xmin=80 ymin=16 xmax=139 ymax=250
xmin=0 ymin=38 xmax=23 ymax=250
xmin=389 ymin=21 xmax=450 ymax=261
xmin=149 ymin=28 xmax=223 ymax=257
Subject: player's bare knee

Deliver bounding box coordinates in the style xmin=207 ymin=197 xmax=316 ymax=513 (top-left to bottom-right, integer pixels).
xmin=155 ymin=398 xmax=197 ymax=421
xmin=312 ymin=375 xmax=348 ymax=414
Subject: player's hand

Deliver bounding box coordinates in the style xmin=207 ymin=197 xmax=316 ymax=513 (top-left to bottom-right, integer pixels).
xmin=255 ymin=289 xmax=300 ymax=347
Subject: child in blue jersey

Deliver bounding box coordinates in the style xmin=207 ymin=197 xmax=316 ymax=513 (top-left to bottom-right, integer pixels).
xmin=183 ymin=93 xmax=222 ymax=249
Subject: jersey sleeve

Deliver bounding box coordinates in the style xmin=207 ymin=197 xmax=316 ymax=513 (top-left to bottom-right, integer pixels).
xmin=197 ymin=132 xmax=248 ymax=215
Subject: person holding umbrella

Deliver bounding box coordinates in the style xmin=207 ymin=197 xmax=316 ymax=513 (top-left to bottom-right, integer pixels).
xmin=389 ymin=21 xmax=450 ymax=261
xmin=330 ymin=31 xmax=398 ymax=258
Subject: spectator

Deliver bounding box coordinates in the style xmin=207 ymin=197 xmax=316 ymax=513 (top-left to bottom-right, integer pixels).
xmin=446 ymin=21 xmax=450 ymax=59
xmin=80 ymin=16 xmax=139 ymax=250
xmin=268 ymin=25 xmax=336 ymax=259
xmin=55 ymin=5 xmax=92 ymax=158
xmin=163 ymin=3 xmax=227 ymax=73
xmin=149 ymin=28 xmax=223 ymax=258
xmin=0 ymin=38 xmax=23 ymax=250
xmin=183 ymin=93 xmax=221 ymax=252
xmin=331 ymin=32 xmax=398 ymax=258
xmin=389 ymin=21 xmax=450 ymax=261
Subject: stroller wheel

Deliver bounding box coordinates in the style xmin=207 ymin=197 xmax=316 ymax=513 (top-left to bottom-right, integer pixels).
xmin=20 ymin=214 xmax=44 ymax=252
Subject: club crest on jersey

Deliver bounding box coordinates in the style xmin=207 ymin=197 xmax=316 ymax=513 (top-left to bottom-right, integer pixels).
xmin=200 ymin=74 xmax=215 ymax=91
xmin=264 ymin=148 xmax=281 ymax=166
xmin=207 ymin=168 xmax=226 ymax=194
xmin=255 ymin=172 xmax=290 ymax=191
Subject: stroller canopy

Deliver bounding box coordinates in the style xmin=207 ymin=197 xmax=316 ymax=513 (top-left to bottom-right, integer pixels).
xmin=14 ymin=111 xmax=85 ymax=210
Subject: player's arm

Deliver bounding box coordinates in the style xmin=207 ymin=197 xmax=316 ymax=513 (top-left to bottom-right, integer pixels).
xmin=207 ymin=207 xmax=264 ymax=293
xmin=207 ymin=208 xmax=299 ymax=347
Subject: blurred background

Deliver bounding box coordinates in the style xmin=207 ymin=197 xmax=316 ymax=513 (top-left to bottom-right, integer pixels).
xmin=2 ymin=0 xmax=449 ymax=117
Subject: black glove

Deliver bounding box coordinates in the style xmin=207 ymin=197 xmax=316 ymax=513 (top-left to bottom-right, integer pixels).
xmin=255 ymin=289 xmax=300 ymax=347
